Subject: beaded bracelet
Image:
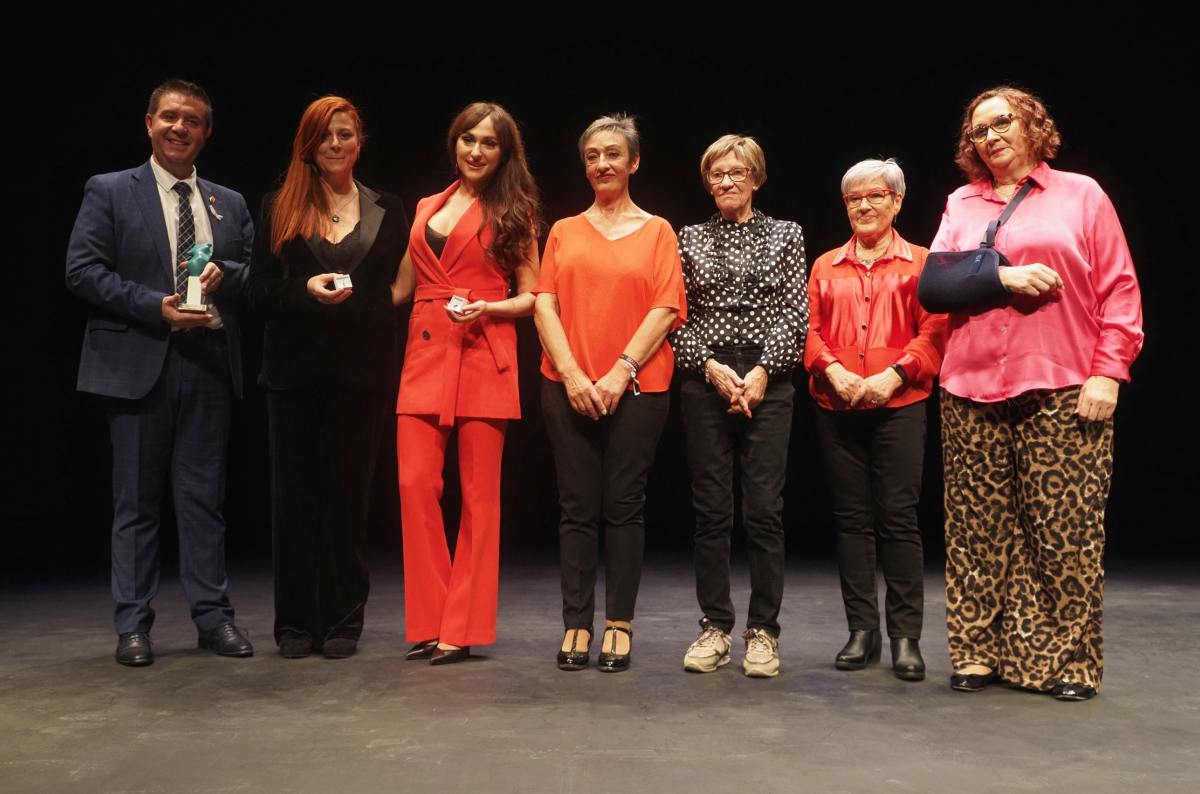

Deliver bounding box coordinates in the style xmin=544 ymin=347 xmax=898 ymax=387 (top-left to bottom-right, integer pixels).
xmin=618 ymin=354 xmax=642 ymax=396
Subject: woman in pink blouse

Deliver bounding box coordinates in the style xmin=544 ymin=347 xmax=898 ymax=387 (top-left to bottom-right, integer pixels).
xmin=930 ymin=86 xmax=1143 ymax=701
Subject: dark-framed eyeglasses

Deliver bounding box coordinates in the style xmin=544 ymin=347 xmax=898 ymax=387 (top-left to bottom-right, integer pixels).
xmin=707 ymin=167 xmax=753 ymax=184
xmin=967 ymin=113 xmax=1015 ymax=144
xmin=842 ymin=189 xmax=895 ymax=208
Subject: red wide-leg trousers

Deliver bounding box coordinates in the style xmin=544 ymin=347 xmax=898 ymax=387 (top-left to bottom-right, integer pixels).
xmin=397 ymin=414 xmax=506 ymax=646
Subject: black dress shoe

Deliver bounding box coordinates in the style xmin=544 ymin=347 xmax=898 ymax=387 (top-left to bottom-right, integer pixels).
xmin=891 ymin=637 xmax=926 ymax=681
xmin=950 ymin=670 xmax=999 ymax=692
xmin=429 ymin=645 xmax=471 ymax=665
xmin=835 ymin=629 xmax=881 ymax=670
xmin=597 ymin=626 xmax=632 ymax=673
xmin=323 ymin=637 xmax=358 ymax=659
xmin=1052 ymin=682 xmax=1097 ymax=701
xmin=198 ymin=623 xmax=254 ymax=657
xmin=557 ymin=628 xmax=591 ymax=672
xmin=116 ymin=632 xmax=154 ymax=667
xmin=405 ymin=640 xmax=438 ymax=661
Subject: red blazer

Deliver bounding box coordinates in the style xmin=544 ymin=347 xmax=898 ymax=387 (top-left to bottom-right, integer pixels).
xmin=396 ymin=183 xmax=520 ymax=424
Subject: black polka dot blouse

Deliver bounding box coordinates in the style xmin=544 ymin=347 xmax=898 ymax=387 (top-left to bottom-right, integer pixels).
xmin=670 ymin=210 xmax=808 ymax=376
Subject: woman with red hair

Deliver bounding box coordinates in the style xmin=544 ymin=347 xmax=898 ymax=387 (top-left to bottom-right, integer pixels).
xmin=248 ymin=96 xmax=410 ymax=659
xmin=391 ymin=102 xmax=540 ymax=665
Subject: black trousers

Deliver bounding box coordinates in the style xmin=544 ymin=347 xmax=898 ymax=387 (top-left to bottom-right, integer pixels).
xmin=541 ymin=377 xmax=669 ymax=630
xmin=679 ymin=349 xmax=792 ymax=638
xmin=266 ymin=389 xmax=388 ymax=645
xmin=813 ymin=401 xmax=926 ymax=639
xmin=106 ymin=330 xmax=234 ymax=635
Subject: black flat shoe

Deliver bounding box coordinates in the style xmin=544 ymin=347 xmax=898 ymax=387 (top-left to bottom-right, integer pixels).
xmin=429 ymin=645 xmax=471 ymax=665
xmin=891 ymin=637 xmax=926 ymax=681
xmin=597 ymin=626 xmax=632 ymax=673
xmin=557 ymin=628 xmax=591 ymax=671
xmin=322 ymin=637 xmax=358 ymax=659
xmin=278 ymin=631 xmax=313 ymax=659
xmin=116 ymin=632 xmax=153 ymax=667
xmin=405 ymin=640 xmax=438 ymax=661
xmin=1052 ymin=682 xmax=1096 ymax=701
xmin=835 ymin=629 xmax=881 ymax=670
xmin=950 ymin=670 xmax=999 ymax=692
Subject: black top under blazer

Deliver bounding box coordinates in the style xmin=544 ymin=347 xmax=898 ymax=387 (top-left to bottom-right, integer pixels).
xmin=247 ymin=184 xmax=410 ymax=392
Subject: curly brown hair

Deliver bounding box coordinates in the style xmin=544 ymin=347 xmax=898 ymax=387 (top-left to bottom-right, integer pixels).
xmin=955 ymin=86 xmax=1061 ymax=182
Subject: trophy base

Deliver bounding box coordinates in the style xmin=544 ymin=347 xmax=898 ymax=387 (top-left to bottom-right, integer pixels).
xmin=178 ymin=303 xmax=209 ymax=313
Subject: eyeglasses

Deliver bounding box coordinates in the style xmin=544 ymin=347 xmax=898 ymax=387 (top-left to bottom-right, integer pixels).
xmin=967 ymin=114 xmax=1015 ymax=144
xmin=842 ymin=189 xmax=895 ymax=208
xmin=707 ymin=167 xmax=753 ymax=184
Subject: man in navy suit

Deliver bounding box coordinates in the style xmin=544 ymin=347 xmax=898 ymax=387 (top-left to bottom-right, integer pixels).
xmin=66 ymin=79 xmax=254 ymax=666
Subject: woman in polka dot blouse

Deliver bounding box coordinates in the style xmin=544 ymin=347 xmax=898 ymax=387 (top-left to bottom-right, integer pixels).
xmin=671 ymin=134 xmax=807 ymax=679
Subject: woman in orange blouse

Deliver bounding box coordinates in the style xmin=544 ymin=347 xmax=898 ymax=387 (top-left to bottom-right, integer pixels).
xmin=804 ymin=158 xmax=947 ymax=681
xmin=534 ymin=114 xmax=686 ymax=673
xmin=391 ymin=102 xmax=540 ymax=665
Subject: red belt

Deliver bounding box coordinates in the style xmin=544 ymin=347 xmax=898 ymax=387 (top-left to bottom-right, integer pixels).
xmin=414 ymin=284 xmax=512 ymax=426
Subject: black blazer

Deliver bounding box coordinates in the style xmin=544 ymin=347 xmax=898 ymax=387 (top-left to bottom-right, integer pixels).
xmin=247 ymin=184 xmax=409 ymax=392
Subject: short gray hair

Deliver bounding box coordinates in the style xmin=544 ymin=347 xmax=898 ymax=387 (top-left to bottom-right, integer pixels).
xmin=578 ymin=113 xmax=640 ymax=163
xmin=840 ymin=158 xmax=906 ymax=197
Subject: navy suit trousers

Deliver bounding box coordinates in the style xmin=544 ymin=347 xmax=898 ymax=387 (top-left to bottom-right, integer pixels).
xmin=105 ymin=329 xmax=235 ymax=634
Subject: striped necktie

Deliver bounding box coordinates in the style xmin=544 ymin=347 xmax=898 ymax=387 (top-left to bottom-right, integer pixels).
xmin=172 ymin=182 xmax=195 ymax=295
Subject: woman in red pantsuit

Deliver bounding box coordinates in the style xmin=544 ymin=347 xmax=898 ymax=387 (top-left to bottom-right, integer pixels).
xmin=391 ymin=102 xmax=540 ymax=664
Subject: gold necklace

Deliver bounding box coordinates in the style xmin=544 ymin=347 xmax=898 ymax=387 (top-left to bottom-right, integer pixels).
xmin=994 ymin=182 xmax=1017 ymax=200
xmin=329 ymin=186 xmax=359 ymax=224
xmin=856 ymin=234 xmax=890 ymax=265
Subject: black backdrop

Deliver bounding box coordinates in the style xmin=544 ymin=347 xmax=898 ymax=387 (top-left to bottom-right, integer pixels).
xmin=12 ymin=37 xmax=1192 ymax=580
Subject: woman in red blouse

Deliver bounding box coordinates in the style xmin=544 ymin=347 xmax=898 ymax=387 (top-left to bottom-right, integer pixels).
xmin=930 ymin=87 xmax=1142 ymax=700
xmin=804 ymin=158 xmax=947 ymax=681
xmin=391 ymin=102 xmax=540 ymax=665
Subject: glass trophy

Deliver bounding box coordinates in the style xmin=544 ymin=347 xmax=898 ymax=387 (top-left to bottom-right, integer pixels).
xmin=178 ymin=242 xmax=213 ymax=312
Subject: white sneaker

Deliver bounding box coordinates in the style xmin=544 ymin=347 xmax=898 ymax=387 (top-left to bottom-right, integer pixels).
xmin=742 ymin=628 xmax=780 ymax=678
xmin=683 ymin=621 xmax=732 ymax=673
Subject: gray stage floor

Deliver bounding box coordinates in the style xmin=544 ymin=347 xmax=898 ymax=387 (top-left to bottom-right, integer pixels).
xmin=1 ymin=558 xmax=1197 ymax=793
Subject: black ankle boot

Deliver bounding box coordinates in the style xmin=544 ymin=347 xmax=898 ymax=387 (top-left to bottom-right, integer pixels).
xmin=890 ymin=637 xmax=925 ymax=681
xmin=835 ymin=629 xmax=881 ymax=670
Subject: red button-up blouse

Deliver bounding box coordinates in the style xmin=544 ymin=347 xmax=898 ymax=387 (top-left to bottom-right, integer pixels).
xmin=804 ymin=232 xmax=948 ymax=411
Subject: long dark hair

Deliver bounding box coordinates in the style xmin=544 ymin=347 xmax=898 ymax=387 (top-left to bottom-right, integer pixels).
xmin=446 ymin=102 xmax=540 ymax=271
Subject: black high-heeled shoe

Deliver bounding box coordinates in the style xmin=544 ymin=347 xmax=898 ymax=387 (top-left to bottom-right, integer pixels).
xmin=835 ymin=629 xmax=881 ymax=670
xmin=950 ymin=669 xmax=999 ymax=692
xmin=890 ymin=637 xmax=926 ymax=681
xmin=429 ymin=645 xmax=471 ymax=665
xmin=597 ymin=626 xmax=632 ymax=673
xmin=556 ymin=628 xmax=592 ymax=672
xmin=405 ymin=639 xmax=438 ymax=661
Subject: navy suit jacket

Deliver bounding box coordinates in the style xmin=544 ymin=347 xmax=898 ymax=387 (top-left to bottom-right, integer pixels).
xmin=66 ymin=160 xmax=253 ymax=400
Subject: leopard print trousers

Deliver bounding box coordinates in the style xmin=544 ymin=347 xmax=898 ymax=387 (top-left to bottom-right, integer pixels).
xmin=941 ymin=387 xmax=1112 ymax=691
